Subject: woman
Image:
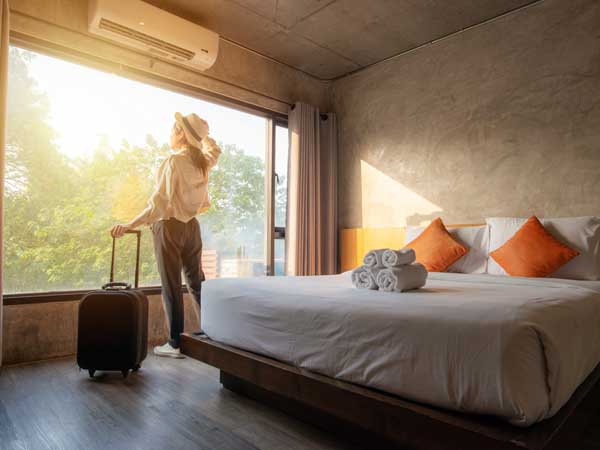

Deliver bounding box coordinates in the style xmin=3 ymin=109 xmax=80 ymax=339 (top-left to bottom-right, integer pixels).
xmin=111 ymin=112 xmax=221 ymax=359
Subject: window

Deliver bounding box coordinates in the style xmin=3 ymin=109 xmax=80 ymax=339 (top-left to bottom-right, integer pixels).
xmin=4 ymin=46 xmax=284 ymax=294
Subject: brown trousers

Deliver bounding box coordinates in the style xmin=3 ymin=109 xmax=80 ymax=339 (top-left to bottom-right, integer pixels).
xmin=151 ymin=217 xmax=204 ymax=348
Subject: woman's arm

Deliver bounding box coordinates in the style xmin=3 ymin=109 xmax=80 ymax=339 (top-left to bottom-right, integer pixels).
xmin=201 ymin=136 xmax=222 ymax=169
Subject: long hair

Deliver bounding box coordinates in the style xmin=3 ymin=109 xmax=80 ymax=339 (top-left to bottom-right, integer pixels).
xmin=175 ymin=123 xmax=208 ymax=178
xmin=189 ymin=144 xmax=208 ymax=179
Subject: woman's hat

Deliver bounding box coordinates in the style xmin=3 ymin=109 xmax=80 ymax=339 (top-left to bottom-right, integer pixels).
xmin=174 ymin=112 xmax=209 ymax=148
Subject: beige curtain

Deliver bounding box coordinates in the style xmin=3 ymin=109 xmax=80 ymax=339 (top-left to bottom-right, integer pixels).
xmin=0 ymin=0 xmax=8 ymax=367
xmin=285 ymin=102 xmax=337 ymax=276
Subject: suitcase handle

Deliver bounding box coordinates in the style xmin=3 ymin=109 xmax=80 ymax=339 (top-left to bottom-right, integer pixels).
xmin=110 ymin=230 xmax=141 ymax=288
xmin=102 ymin=281 xmax=132 ymax=290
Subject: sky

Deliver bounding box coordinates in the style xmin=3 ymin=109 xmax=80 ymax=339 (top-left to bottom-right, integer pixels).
xmin=25 ymin=49 xmax=283 ymax=164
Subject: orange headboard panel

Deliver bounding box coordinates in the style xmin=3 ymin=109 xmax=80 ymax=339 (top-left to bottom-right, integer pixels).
xmin=339 ymin=224 xmax=484 ymax=272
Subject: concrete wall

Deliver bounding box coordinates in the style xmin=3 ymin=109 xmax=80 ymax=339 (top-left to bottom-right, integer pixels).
xmin=332 ymin=0 xmax=600 ymax=228
xmin=9 ymin=0 xmax=330 ymax=113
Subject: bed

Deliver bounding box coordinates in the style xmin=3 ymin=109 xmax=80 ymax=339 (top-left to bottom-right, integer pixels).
xmin=182 ymin=216 xmax=600 ymax=450
xmin=200 ymin=271 xmax=600 ymax=426
xmin=181 ymin=221 xmax=600 ymax=449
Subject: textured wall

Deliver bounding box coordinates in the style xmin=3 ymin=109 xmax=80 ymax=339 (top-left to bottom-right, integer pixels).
xmin=332 ymin=0 xmax=600 ymax=228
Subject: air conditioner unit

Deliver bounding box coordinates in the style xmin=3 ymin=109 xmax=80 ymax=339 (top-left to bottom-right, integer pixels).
xmin=88 ymin=0 xmax=219 ymax=71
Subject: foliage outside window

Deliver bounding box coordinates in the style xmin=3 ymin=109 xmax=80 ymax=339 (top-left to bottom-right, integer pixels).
xmin=5 ymin=47 xmax=272 ymax=294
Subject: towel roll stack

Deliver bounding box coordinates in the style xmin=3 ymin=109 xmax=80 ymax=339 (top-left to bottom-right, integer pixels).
xmin=351 ymin=247 xmax=427 ymax=292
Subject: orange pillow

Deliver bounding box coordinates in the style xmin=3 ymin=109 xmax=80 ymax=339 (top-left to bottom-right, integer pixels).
xmin=405 ymin=218 xmax=469 ymax=272
xmin=490 ymin=216 xmax=579 ymax=277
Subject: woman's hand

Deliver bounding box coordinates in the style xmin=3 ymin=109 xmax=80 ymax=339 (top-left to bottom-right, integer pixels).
xmin=110 ymin=223 xmax=133 ymax=238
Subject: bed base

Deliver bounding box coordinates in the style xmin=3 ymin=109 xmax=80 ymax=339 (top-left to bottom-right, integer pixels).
xmin=181 ymin=334 xmax=600 ymax=450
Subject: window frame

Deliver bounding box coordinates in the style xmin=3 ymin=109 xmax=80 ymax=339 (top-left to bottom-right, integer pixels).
xmin=4 ymin=37 xmax=289 ymax=304
xmin=3 ymin=286 xmax=168 ymax=305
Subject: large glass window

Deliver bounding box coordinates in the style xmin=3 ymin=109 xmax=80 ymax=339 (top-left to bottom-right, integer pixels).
xmin=4 ymin=46 xmax=278 ymax=294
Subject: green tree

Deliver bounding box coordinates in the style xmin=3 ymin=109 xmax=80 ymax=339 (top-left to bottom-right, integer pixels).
xmin=4 ymin=48 xmax=75 ymax=292
xmin=202 ymin=144 xmax=265 ymax=258
xmin=4 ymin=47 xmax=268 ymax=292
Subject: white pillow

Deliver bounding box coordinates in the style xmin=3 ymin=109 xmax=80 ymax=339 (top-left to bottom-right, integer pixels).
xmin=486 ymin=216 xmax=600 ymax=280
xmin=405 ymin=225 xmax=489 ymax=274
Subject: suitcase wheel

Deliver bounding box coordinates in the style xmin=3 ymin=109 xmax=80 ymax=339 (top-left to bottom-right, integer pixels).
xmin=132 ymin=364 xmax=141 ymax=372
xmin=122 ymin=369 xmax=130 ymax=379
xmin=88 ymin=369 xmax=96 ymax=378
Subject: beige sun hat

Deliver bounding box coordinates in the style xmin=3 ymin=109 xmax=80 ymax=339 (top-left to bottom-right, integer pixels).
xmin=174 ymin=112 xmax=209 ymax=148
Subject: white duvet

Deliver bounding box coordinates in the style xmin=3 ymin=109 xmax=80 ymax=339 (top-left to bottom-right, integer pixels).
xmin=202 ymin=272 xmax=600 ymax=426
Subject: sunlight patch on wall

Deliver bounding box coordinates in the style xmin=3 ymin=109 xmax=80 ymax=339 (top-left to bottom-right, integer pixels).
xmin=360 ymin=160 xmax=442 ymax=227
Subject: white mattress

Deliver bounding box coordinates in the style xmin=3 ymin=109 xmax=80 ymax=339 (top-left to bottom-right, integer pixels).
xmin=201 ymin=272 xmax=600 ymax=426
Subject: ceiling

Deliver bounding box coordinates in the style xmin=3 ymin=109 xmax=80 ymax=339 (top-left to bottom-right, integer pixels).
xmin=145 ymin=0 xmax=538 ymax=80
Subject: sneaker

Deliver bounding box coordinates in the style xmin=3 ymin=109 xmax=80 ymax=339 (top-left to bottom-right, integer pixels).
xmin=153 ymin=342 xmax=185 ymax=359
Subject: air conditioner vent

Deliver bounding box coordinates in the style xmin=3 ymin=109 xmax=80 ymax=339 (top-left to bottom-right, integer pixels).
xmin=99 ymin=18 xmax=195 ymax=61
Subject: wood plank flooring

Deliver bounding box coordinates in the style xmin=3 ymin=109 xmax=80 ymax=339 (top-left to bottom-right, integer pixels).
xmin=1 ymin=355 xmax=600 ymax=450
xmin=0 ymin=355 xmax=358 ymax=450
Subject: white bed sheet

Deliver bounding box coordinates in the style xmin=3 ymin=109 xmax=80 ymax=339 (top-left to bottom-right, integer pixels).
xmin=201 ymin=272 xmax=600 ymax=426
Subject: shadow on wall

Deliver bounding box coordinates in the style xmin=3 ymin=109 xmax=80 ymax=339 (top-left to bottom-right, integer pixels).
xmin=340 ymin=68 xmax=600 ymax=228
xmin=335 ymin=0 xmax=600 ymax=230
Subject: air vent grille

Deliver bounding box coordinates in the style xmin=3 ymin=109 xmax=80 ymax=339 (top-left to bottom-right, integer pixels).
xmin=99 ymin=18 xmax=195 ymax=60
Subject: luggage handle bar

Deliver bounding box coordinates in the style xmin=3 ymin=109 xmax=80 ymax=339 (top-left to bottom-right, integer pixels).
xmin=110 ymin=230 xmax=141 ymax=288
xmin=102 ymin=281 xmax=132 ymax=290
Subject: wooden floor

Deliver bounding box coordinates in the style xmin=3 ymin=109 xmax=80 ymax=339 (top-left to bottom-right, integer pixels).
xmin=0 ymin=355 xmax=359 ymax=450
xmin=2 ymin=355 xmax=600 ymax=450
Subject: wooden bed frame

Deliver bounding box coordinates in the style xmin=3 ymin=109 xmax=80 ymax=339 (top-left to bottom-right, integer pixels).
xmin=181 ymin=334 xmax=600 ymax=450
xmin=183 ymin=223 xmax=598 ymax=448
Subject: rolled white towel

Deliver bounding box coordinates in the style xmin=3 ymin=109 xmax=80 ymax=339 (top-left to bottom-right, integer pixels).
xmin=376 ymin=264 xmax=428 ymax=292
xmin=351 ymin=266 xmax=383 ymax=290
xmin=382 ymin=248 xmax=416 ymax=267
xmin=363 ymin=249 xmax=387 ymax=268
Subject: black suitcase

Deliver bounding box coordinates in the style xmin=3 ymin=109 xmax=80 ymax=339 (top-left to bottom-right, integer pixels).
xmin=77 ymin=230 xmax=148 ymax=378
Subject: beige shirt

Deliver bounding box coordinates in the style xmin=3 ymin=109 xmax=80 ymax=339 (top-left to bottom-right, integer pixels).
xmin=138 ymin=137 xmax=221 ymax=225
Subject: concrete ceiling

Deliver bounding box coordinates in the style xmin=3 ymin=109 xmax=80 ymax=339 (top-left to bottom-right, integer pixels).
xmin=145 ymin=0 xmax=538 ymax=80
